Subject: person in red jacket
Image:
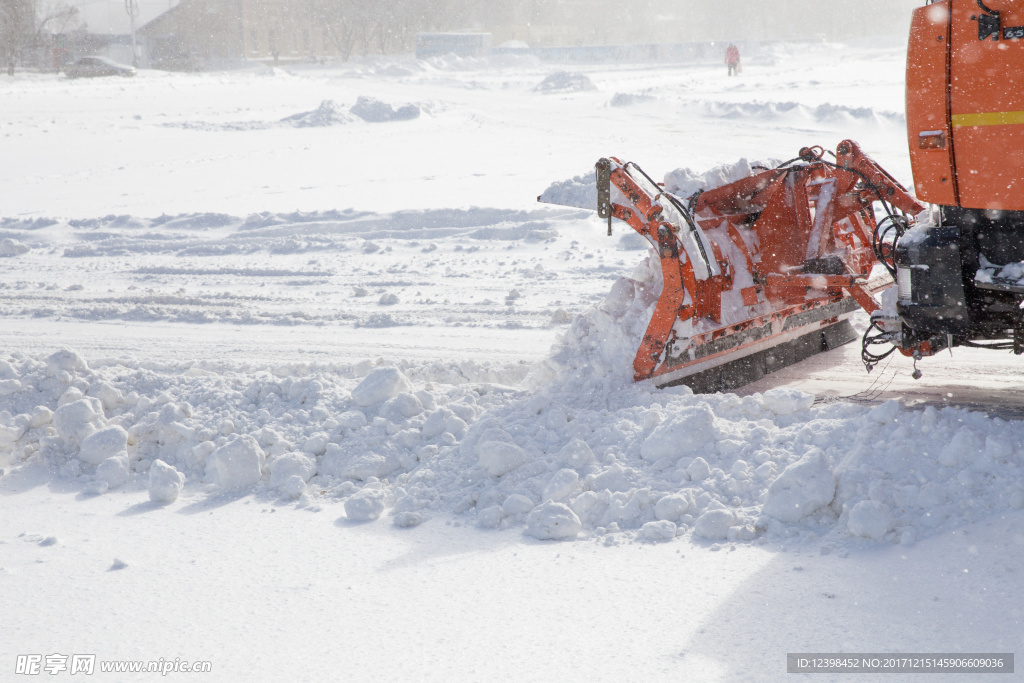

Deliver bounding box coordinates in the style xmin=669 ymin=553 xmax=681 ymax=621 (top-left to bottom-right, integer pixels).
xmin=725 ymin=44 xmax=741 ymax=76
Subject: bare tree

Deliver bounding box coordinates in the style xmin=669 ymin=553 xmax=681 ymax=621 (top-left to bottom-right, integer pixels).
xmin=35 ymin=0 xmax=76 ymax=35
xmin=0 ymin=0 xmax=77 ymax=74
xmin=0 ymin=0 xmax=32 ymax=74
xmin=315 ymin=0 xmax=365 ymax=60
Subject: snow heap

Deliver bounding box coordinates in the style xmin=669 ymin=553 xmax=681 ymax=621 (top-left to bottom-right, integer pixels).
xmin=349 ymin=96 xmax=420 ymax=123
xmin=537 ymin=171 xmax=598 ymax=211
xmin=538 ymin=156 xmax=779 ymax=214
xmin=663 ymin=157 xmax=781 ymax=201
xmin=0 ymin=238 xmax=30 ymax=257
xmin=2 ymin=313 xmax=1024 ymax=547
xmin=609 ymin=92 xmax=655 ymax=107
xmin=280 ymin=100 xmax=353 ymax=128
xmin=534 ymin=72 xmax=596 ymax=94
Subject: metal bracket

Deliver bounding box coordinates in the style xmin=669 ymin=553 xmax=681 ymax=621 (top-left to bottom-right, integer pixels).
xmin=972 ymin=0 xmax=1001 ymax=41
xmin=595 ymin=158 xmax=613 ymax=236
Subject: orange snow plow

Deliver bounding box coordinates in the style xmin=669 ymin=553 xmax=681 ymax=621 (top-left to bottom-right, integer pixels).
xmin=552 ymin=141 xmax=935 ymax=391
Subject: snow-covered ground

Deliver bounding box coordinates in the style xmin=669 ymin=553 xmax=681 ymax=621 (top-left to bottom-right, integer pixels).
xmin=2 ymin=40 xmax=1023 ymax=681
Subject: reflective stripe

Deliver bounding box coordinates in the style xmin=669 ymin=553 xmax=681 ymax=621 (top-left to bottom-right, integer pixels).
xmin=951 ymin=110 xmax=1024 ymax=127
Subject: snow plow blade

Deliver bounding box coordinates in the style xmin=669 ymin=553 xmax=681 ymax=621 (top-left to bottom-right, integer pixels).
xmin=551 ymin=142 xmax=928 ymax=390
xmin=659 ymin=310 xmax=859 ymax=393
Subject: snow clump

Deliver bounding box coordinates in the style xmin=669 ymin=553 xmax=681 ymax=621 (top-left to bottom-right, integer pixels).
xmin=663 ymin=157 xmax=780 ymax=200
xmin=350 ymin=96 xmax=420 ymax=122
xmin=345 ymin=488 xmax=386 ymax=521
xmin=642 ymin=520 xmax=677 ymax=542
xmin=640 ymin=404 xmax=720 ymax=462
xmin=534 ymin=71 xmax=596 ymax=93
xmin=351 ymin=367 xmax=413 ymax=406
xmin=54 ymin=398 xmax=106 ymax=448
xmin=537 ymin=171 xmax=597 ymax=211
xmin=280 ymin=100 xmax=353 ymax=127
xmin=77 ymin=426 xmax=128 ymax=465
xmin=847 ymin=500 xmax=894 ymax=540
xmin=525 ymin=502 xmax=581 ymax=540
xmin=693 ymin=509 xmax=737 ymax=540
xmin=149 ymin=459 xmax=185 ymax=503
xmin=478 ymin=440 xmax=529 ymax=477
xmin=269 ymin=452 xmax=316 ymax=489
xmin=558 ymin=438 xmax=595 ymax=468
xmin=762 ymin=449 xmax=836 ymax=522
xmin=0 ymin=238 xmax=30 ymax=256
xmin=205 ymin=435 xmax=265 ymax=489
xmin=610 ymin=92 xmax=655 ymax=107
xmin=95 ymin=455 xmax=130 ymax=489
xmin=761 ymin=388 xmax=815 ymax=415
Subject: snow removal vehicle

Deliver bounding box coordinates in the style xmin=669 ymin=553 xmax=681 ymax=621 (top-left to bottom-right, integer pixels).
xmin=899 ymin=0 xmax=1024 ymax=363
xmin=540 ymin=0 xmax=1024 ymax=392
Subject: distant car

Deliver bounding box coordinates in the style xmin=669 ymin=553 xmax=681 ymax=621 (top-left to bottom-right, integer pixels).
xmin=65 ymin=56 xmax=136 ymax=79
xmin=153 ymin=53 xmax=202 ymax=72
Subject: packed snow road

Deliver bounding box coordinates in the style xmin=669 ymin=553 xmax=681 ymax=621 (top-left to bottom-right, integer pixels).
xmin=2 ymin=40 xmax=1023 ymax=681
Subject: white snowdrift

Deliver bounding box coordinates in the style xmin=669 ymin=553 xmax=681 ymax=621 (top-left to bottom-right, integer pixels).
xmin=2 ymin=329 xmax=1023 ymax=548
xmin=0 ymin=238 xmax=30 ymax=256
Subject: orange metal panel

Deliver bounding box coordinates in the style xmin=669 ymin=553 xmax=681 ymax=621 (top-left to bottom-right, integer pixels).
xmin=906 ymin=1 xmax=957 ymax=205
xmin=949 ymin=0 xmax=1024 ymax=209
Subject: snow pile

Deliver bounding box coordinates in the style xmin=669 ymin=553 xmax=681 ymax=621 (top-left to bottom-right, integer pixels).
xmin=170 ymin=97 xmax=421 ymax=130
xmin=699 ymin=100 xmax=901 ymax=126
xmin=350 ymin=97 xmax=420 ymax=122
xmin=609 ymin=92 xmax=655 ymax=107
xmin=538 ymin=251 xmax=662 ymax=385
xmin=280 ymin=100 xmax=353 ymax=127
xmin=0 ymin=238 xmax=30 ymax=256
xmin=534 ymin=72 xmax=596 ymax=94
xmin=2 ymin=299 xmax=1024 ymax=548
xmin=537 ymin=171 xmax=597 ymax=211
xmin=539 ymin=157 xmax=778 ymax=215
xmin=663 ymin=157 xmax=780 ymax=200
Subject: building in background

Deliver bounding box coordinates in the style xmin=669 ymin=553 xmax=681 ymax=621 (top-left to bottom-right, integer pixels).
xmin=139 ymin=0 xmax=244 ymax=68
xmin=138 ymin=0 xmax=480 ymax=65
xmin=482 ymin=0 xmax=922 ymax=47
xmin=5 ymin=0 xmax=926 ymax=73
